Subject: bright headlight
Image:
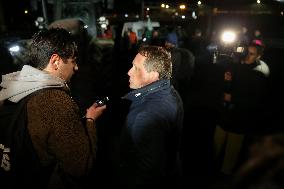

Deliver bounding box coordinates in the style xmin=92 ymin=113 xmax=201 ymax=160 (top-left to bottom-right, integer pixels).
xmin=221 ymin=30 xmax=236 ymax=44
xmin=9 ymin=45 xmax=20 ymax=52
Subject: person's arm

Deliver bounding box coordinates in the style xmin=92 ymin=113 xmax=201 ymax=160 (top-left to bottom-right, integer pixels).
xmin=27 ymin=89 xmax=101 ymax=177
xmin=84 ymin=101 xmax=106 ymax=154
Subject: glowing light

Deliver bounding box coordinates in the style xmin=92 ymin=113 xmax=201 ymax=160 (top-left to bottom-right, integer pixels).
xmin=165 ymin=4 xmax=169 ymax=8
xmin=161 ymin=4 xmax=165 ymax=8
xmin=9 ymin=45 xmax=20 ymax=52
xmin=24 ymin=10 xmax=28 ymax=14
xmin=257 ymin=0 xmax=261 ymax=4
xmin=101 ymin=23 xmax=107 ymax=29
xmin=221 ymin=30 xmax=237 ymax=44
xmin=179 ymin=5 xmax=186 ymax=9
xmin=192 ymin=11 xmax=197 ymax=19
xmin=198 ymin=1 xmax=202 ymax=5
xmin=99 ymin=17 xmax=106 ymax=22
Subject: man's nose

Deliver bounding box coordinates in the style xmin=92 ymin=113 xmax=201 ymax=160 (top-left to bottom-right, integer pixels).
xmin=127 ymin=68 xmax=132 ymax=76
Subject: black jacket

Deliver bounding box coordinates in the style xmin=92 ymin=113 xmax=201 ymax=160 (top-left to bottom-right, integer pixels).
xmin=115 ymin=79 xmax=184 ymax=189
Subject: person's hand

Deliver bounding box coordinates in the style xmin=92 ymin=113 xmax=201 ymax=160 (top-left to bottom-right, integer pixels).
xmin=85 ymin=102 xmax=106 ymax=122
xmin=224 ymin=93 xmax=231 ymax=102
xmin=224 ymin=71 xmax=232 ymax=81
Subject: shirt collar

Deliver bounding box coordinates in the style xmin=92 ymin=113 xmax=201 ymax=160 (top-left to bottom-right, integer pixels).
xmin=123 ymin=79 xmax=170 ymax=101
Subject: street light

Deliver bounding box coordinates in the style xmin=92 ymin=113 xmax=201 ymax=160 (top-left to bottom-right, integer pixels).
xmin=161 ymin=3 xmax=169 ymax=9
xmin=179 ymin=4 xmax=186 ymax=10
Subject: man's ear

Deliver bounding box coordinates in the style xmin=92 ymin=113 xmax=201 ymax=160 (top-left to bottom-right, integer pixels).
xmin=150 ymin=71 xmax=159 ymax=81
xmin=49 ymin=54 xmax=60 ymax=70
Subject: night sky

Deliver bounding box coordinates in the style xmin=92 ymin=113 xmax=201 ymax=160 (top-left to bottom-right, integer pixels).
xmin=0 ymin=0 xmax=38 ymax=33
xmin=0 ymin=0 xmax=283 ymax=36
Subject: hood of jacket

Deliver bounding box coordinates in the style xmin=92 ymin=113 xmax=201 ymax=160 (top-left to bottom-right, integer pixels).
xmin=0 ymin=65 xmax=66 ymax=102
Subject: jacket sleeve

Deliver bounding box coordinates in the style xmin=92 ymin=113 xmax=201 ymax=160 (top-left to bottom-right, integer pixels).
xmin=27 ymin=89 xmax=97 ymax=178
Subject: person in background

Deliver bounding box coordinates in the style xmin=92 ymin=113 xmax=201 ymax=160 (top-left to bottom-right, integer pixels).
xmin=149 ymin=29 xmax=163 ymax=46
xmin=185 ymin=28 xmax=207 ymax=58
xmin=214 ymin=41 xmax=270 ymax=177
xmin=239 ymin=26 xmax=250 ymax=47
xmin=165 ymin=27 xmax=179 ymax=48
xmin=165 ymin=29 xmax=216 ymax=189
xmin=113 ymin=45 xmax=184 ymax=189
xmin=252 ymin=29 xmax=264 ymax=46
xmin=0 ymin=45 xmax=19 ymax=79
xmin=128 ymin=28 xmax=138 ymax=49
xmin=164 ymin=30 xmax=195 ymax=92
xmin=229 ymin=134 xmax=284 ymax=189
xmin=103 ymin=25 xmax=113 ymax=39
xmin=0 ymin=28 xmax=106 ymax=188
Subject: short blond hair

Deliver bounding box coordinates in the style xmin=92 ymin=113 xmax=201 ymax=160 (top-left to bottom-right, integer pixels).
xmin=138 ymin=45 xmax=172 ymax=79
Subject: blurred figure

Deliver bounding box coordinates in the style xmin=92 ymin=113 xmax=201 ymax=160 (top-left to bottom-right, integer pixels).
xmin=112 ymin=46 xmax=184 ymax=189
xmin=165 ymin=28 xmax=216 ymax=188
xmin=239 ymin=26 xmax=250 ymax=47
xmin=214 ymin=41 xmax=270 ymax=176
xmin=0 ymin=45 xmax=19 ymax=80
xmin=164 ymin=28 xmax=195 ymax=92
xmin=102 ymin=25 xmax=113 ymax=39
xmin=252 ymin=29 xmax=264 ymax=46
xmin=164 ymin=28 xmax=195 ymax=108
xmin=128 ymin=28 xmax=138 ymax=50
xmin=0 ymin=28 xmax=106 ymax=188
xmin=185 ymin=28 xmax=207 ymax=58
xmin=242 ymin=41 xmax=269 ymax=77
xmin=229 ymin=134 xmax=284 ymax=189
xmin=150 ymin=29 xmax=163 ymax=46
xmin=165 ymin=27 xmax=179 ymax=49
xmin=141 ymin=27 xmax=153 ymax=44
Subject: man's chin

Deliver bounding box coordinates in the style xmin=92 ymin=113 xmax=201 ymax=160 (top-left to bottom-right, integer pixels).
xmin=129 ymin=83 xmax=138 ymax=90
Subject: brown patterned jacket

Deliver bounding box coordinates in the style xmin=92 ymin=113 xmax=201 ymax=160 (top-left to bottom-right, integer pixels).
xmin=27 ymin=88 xmax=97 ymax=187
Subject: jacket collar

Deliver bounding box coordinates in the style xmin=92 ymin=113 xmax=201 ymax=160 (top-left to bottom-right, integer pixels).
xmin=124 ymin=79 xmax=170 ymax=102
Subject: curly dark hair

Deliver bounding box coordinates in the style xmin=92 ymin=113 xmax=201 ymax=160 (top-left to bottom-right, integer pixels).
xmin=30 ymin=28 xmax=78 ymax=69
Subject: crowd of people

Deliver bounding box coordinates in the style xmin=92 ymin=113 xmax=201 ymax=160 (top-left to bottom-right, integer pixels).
xmin=0 ymin=22 xmax=281 ymax=189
